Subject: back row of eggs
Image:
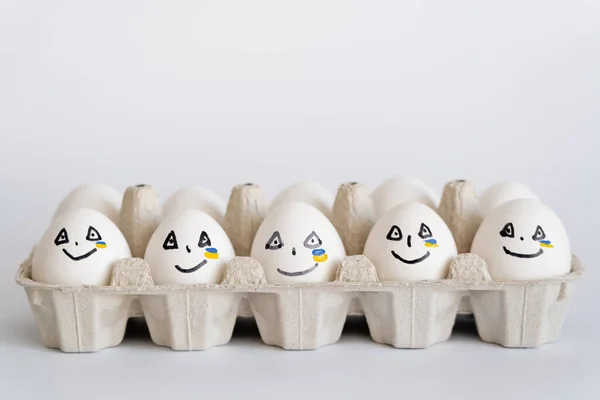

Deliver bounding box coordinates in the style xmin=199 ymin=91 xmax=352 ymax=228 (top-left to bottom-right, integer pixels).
xmin=33 ymin=178 xmax=565 ymax=286
xmin=48 ymin=177 xmax=541 ymax=226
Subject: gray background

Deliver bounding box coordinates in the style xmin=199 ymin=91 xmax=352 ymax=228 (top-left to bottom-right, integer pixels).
xmin=1 ymin=0 xmax=598 ymax=398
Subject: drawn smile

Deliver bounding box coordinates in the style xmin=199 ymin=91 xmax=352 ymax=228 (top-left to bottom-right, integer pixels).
xmin=503 ymin=247 xmax=544 ymax=259
xmin=391 ymin=250 xmax=431 ymax=265
xmin=277 ymin=263 xmax=319 ymax=277
xmin=175 ymin=259 xmax=208 ymax=273
xmin=62 ymin=248 xmax=97 ymax=261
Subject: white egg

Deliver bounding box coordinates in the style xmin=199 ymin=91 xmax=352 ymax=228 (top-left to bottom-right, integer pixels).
xmin=251 ymin=202 xmax=346 ymax=283
xmin=269 ymin=182 xmax=334 ymax=218
xmin=364 ymin=202 xmax=457 ymax=281
xmin=52 ymin=184 xmax=122 ymax=224
xmin=144 ymin=209 xmax=235 ymax=285
xmin=162 ymin=186 xmax=226 ymax=225
xmin=32 ymin=208 xmax=131 ymax=286
xmin=479 ymin=181 xmax=539 ymax=218
xmin=370 ymin=176 xmax=439 ymax=217
xmin=471 ymin=199 xmax=571 ymax=281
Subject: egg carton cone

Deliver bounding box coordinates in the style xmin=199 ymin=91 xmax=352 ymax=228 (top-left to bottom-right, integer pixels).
xmin=15 ymin=181 xmax=583 ymax=352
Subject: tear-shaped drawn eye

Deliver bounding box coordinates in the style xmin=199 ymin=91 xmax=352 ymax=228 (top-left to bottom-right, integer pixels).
xmin=265 ymin=231 xmax=284 ymax=250
xmin=54 ymin=228 xmax=69 ymax=246
xmin=198 ymin=231 xmax=211 ymax=248
xmin=303 ymin=231 xmax=323 ymax=249
xmin=386 ymin=225 xmax=402 ymax=241
xmin=418 ymin=223 xmax=433 ymax=240
xmin=500 ymin=222 xmax=515 ymax=238
xmin=163 ymin=230 xmax=178 ymax=250
xmin=532 ymin=225 xmax=546 ymax=241
xmin=85 ymin=226 xmax=102 ymax=241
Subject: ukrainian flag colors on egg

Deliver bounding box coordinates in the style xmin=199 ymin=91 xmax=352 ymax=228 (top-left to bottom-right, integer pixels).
xmin=363 ymin=202 xmax=457 ymax=281
xmin=471 ymin=199 xmax=571 ymax=281
xmin=251 ymin=202 xmax=346 ymax=283
xmin=32 ymin=208 xmax=132 ymax=286
xmin=144 ymin=209 xmax=235 ymax=285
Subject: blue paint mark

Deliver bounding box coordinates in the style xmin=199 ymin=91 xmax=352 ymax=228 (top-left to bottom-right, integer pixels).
xmin=540 ymin=240 xmax=551 ymax=245
xmin=96 ymin=241 xmax=106 ymax=245
xmin=312 ymin=249 xmax=326 ymax=256
xmin=425 ymin=239 xmax=437 ymax=245
xmin=205 ymin=247 xmax=218 ymax=253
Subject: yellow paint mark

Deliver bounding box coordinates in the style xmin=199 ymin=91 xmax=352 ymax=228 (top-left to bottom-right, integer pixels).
xmin=313 ymin=254 xmax=328 ymax=263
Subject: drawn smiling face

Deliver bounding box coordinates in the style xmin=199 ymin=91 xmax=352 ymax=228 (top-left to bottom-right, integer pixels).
xmin=470 ymin=199 xmax=571 ymax=281
xmin=31 ymin=208 xmax=132 ymax=286
xmin=263 ymin=230 xmax=328 ymax=277
xmin=144 ymin=209 xmax=236 ymax=285
xmin=499 ymin=222 xmax=553 ymax=259
xmin=363 ymin=202 xmax=457 ymax=282
xmin=386 ymin=223 xmax=439 ymax=265
xmin=54 ymin=226 xmax=107 ymax=261
xmin=161 ymin=229 xmax=219 ymax=273
xmin=251 ymin=202 xmax=346 ymax=283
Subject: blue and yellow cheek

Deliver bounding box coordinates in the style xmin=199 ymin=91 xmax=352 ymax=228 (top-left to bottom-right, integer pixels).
xmin=96 ymin=241 xmax=107 ymax=249
xmin=312 ymin=249 xmax=328 ymax=263
xmin=204 ymin=247 xmax=219 ymax=260
xmin=424 ymin=239 xmax=439 ymax=248
xmin=539 ymin=240 xmax=553 ymax=248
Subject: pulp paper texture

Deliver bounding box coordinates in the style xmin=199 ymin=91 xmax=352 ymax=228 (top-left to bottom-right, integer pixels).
xmin=16 ymin=180 xmax=583 ymax=352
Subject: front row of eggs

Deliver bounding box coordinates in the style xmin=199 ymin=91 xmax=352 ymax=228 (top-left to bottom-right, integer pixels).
xmin=31 ymin=195 xmax=572 ymax=287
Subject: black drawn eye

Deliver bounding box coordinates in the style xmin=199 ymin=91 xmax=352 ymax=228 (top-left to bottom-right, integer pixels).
xmin=532 ymin=225 xmax=546 ymax=241
xmin=265 ymin=231 xmax=284 ymax=250
xmin=198 ymin=231 xmax=211 ymax=248
xmin=386 ymin=225 xmax=402 ymax=241
xmin=86 ymin=226 xmax=102 ymax=241
xmin=303 ymin=231 xmax=322 ymax=249
xmin=418 ymin=223 xmax=433 ymax=240
xmin=163 ymin=230 xmax=178 ymax=250
xmin=54 ymin=228 xmax=69 ymax=246
xmin=500 ymin=222 xmax=515 ymax=238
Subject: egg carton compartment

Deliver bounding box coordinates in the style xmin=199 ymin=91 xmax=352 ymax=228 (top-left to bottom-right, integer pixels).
xmin=16 ymin=250 xmax=582 ymax=352
xmin=15 ymin=180 xmax=584 ymax=352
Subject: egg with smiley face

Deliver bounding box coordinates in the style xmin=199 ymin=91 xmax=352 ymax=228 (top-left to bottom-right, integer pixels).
xmin=363 ymin=202 xmax=458 ymax=281
xmin=251 ymin=202 xmax=346 ymax=283
xmin=32 ymin=208 xmax=132 ymax=286
xmin=471 ymin=199 xmax=571 ymax=280
xmin=144 ymin=209 xmax=235 ymax=285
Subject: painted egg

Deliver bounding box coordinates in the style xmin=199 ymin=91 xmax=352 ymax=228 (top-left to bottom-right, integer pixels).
xmin=470 ymin=199 xmax=571 ymax=280
xmin=144 ymin=209 xmax=235 ymax=284
xmin=32 ymin=208 xmax=131 ymax=285
xmin=251 ymin=202 xmax=346 ymax=283
xmin=479 ymin=181 xmax=539 ymax=218
xmin=269 ymin=182 xmax=334 ymax=218
xmin=363 ymin=202 xmax=457 ymax=281
xmin=162 ymin=186 xmax=226 ymax=225
xmin=370 ymin=176 xmax=439 ymax=217
xmin=52 ymin=184 xmax=122 ymax=224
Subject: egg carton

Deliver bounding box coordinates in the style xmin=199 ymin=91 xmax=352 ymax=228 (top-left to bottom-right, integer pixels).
xmin=15 ymin=181 xmax=584 ymax=352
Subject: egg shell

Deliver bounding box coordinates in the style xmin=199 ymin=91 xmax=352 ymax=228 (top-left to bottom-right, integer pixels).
xmin=363 ymin=202 xmax=458 ymax=281
xmin=470 ymin=199 xmax=571 ymax=281
xmin=269 ymin=182 xmax=334 ymax=218
xmin=370 ymin=176 xmax=439 ymax=217
xmin=52 ymin=184 xmax=122 ymax=224
xmin=144 ymin=209 xmax=235 ymax=285
xmin=251 ymin=202 xmax=346 ymax=284
xmin=162 ymin=186 xmax=226 ymax=225
xmin=33 ymin=208 xmax=132 ymax=286
xmin=479 ymin=181 xmax=539 ymax=218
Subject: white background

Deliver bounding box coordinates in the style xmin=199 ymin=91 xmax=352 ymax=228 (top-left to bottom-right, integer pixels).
xmin=1 ymin=0 xmax=598 ymax=398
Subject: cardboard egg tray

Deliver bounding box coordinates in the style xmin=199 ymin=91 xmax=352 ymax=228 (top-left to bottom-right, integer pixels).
xmin=15 ymin=181 xmax=584 ymax=352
